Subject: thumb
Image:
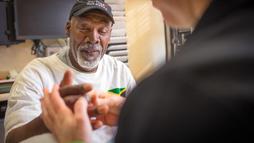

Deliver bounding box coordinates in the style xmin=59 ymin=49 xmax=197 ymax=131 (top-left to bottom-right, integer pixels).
xmin=74 ymin=97 xmax=88 ymax=116
xmin=74 ymin=97 xmax=92 ymax=142
xmin=74 ymin=97 xmax=91 ymax=128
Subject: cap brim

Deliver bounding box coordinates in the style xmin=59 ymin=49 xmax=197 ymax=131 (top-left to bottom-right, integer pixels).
xmin=72 ymin=6 xmax=114 ymax=24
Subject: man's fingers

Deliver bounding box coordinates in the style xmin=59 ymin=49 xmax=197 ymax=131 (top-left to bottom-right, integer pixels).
xmin=60 ymin=70 xmax=73 ymax=87
xmin=97 ymin=105 xmax=109 ymax=114
xmin=88 ymin=105 xmax=109 ymax=117
xmin=59 ymin=84 xmax=93 ymax=98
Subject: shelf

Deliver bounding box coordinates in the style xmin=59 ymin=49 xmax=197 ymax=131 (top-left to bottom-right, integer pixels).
xmin=0 ymin=79 xmax=14 ymax=84
xmin=0 ymin=80 xmax=14 ymax=94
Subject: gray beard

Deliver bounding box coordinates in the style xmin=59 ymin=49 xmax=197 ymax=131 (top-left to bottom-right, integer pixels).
xmin=72 ymin=43 xmax=102 ymax=71
xmin=76 ymin=49 xmax=102 ymax=70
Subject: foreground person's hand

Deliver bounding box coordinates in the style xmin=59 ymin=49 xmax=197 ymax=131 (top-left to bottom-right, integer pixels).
xmin=88 ymin=91 xmax=126 ymax=128
xmin=41 ymin=85 xmax=92 ymax=143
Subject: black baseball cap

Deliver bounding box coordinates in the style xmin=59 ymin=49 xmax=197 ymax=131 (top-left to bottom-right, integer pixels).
xmin=69 ymin=0 xmax=114 ymax=24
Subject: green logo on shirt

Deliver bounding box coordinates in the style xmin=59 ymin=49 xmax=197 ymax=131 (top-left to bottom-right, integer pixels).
xmin=108 ymin=88 xmax=126 ymax=97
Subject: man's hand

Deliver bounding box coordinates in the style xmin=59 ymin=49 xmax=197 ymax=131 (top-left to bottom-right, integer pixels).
xmin=59 ymin=70 xmax=92 ymax=110
xmin=56 ymin=70 xmax=126 ymax=129
xmin=60 ymin=83 xmax=93 ymax=110
xmin=41 ymin=85 xmax=92 ymax=143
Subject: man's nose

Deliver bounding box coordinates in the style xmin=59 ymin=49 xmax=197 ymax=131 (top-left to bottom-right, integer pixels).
xmin=87 ymin=30 xmax=100 ymax=44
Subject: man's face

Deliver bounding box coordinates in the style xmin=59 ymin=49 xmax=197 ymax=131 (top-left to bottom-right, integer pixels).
xmin=66 ymin=10 xmax=112 ymax=72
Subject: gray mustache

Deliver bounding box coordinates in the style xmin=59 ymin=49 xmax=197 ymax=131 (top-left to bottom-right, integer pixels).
xmin=79 ymin=44 xmax=101 ymax=50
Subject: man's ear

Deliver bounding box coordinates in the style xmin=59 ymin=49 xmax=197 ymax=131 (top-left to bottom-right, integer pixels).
xmin=65 ymin=21 xmax=71 ymax=37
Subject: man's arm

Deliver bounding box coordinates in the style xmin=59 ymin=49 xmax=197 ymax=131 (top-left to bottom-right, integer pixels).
xmin=5 ymin=116 xmax=49 ymax=143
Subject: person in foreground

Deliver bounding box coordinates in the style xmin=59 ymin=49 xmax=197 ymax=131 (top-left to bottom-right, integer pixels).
xmin=4 ymin=0 xmax=135 ymax=143
xmin=41 ymin=0 xmax=254 ymax=143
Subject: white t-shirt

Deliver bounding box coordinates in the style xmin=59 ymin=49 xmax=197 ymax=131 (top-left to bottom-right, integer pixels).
xmin=4 ymin=48 xmax=136 ymax=143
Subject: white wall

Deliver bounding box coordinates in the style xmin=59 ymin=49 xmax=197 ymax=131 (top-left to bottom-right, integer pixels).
xmin=0 ymin=40 xmax=36 ymax=72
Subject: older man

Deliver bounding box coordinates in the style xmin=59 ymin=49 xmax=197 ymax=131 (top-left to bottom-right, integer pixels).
xmin=41 ymin=0 xmax=254 ymax=143
xmin=4 ymin=0 xmax=135 ymax=143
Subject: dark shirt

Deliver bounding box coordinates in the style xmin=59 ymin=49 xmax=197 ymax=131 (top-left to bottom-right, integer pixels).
xmin=116 ymin=0 xmax=254 ymax=142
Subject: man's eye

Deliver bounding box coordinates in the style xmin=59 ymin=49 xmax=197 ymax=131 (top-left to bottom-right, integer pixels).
xmin=100 ymin=31 xmax=107 ymax=34
xmin=79 ymin=27 xmax=90 ymax=32
xmin=99 ymin=28 xmax=109 ymax=34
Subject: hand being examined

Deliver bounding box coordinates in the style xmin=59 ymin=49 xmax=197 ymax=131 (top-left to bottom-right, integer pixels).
xmin=40 ymin=70 xmax=126 ymax=141
xmin=58 ymin=83 xmax=125 ymax=129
